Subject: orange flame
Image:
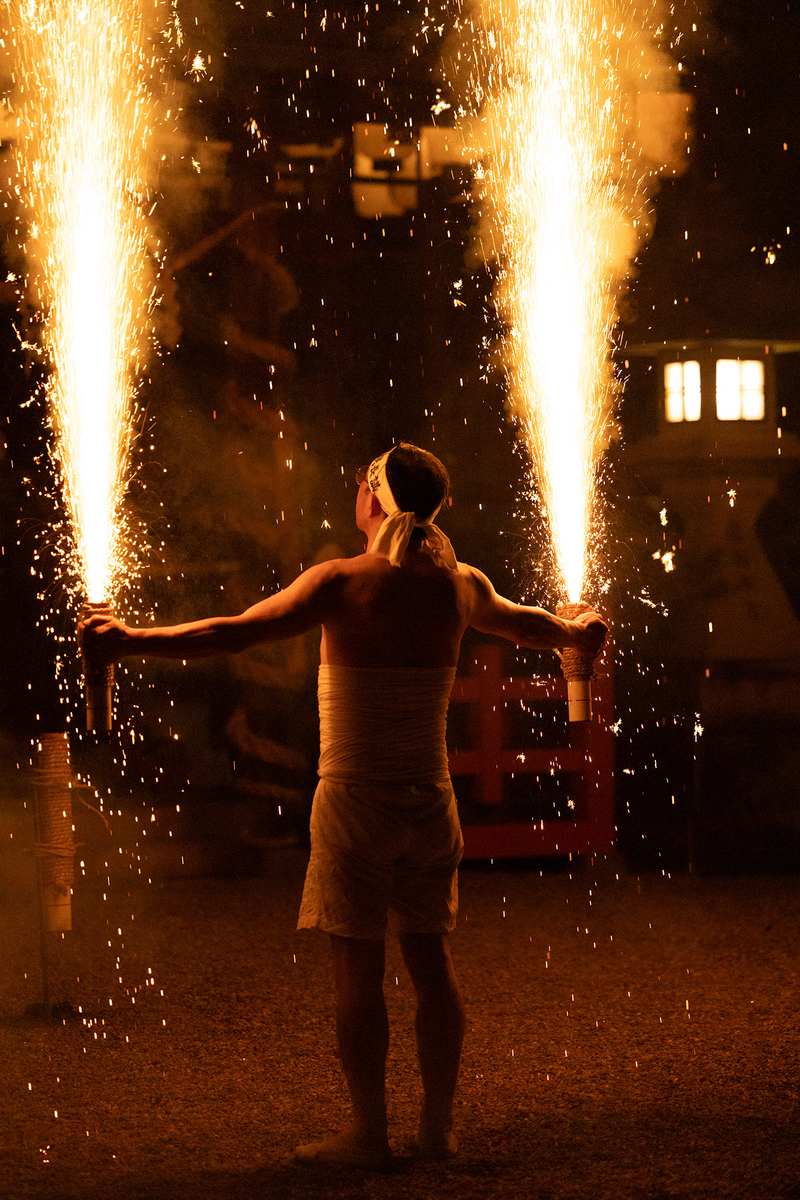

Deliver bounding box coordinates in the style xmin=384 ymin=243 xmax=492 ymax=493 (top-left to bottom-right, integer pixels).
xmin=459 ymin=0 xmax=686 ymax=602
xmin=7 ymin=0 xmax=158 ymax=603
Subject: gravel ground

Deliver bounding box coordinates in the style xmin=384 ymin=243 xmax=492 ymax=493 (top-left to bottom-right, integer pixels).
xmin=2 ymin=805 xmax=799 ymax=1200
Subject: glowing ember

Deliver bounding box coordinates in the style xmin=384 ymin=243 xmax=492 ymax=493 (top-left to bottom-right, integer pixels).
xmin=5 ymin=0 xmax=159 ymax=604
xmin=460 ymin=0 xmax=683 ymax=603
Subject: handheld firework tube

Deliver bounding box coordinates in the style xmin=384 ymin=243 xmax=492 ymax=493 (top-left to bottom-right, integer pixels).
xmin=34 ymin=733 xmax=74 ymax=932
xmin=80 ymin=602 xmax=115 ymax=732
xmin=557 ymin=602 xmax=599 ymax=723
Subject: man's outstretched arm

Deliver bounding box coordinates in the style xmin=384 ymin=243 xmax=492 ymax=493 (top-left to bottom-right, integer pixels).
xmin=78 ymin=560 xmax=343 ymax=664
xmin=461 ymin=565 xmax=607 ymax=656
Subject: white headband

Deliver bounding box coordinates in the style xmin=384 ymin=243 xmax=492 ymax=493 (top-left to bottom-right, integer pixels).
xmin=366 ymin=447 xmax=456 ymax=570
xmin=367 ymin=448 xmax=444 ymax=521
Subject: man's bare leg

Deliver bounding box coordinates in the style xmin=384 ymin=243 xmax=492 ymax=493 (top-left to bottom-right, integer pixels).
xmin=295 ymin=934 xmax=392 ymax=1164
xmin=399 ymin=932 xmax=466 ymax=1158
xmin=332 ymin=934 xmax=391 ymax=1144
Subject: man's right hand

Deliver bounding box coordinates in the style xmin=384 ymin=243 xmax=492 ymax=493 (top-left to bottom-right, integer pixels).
xmin=569 ymin=609 xmax=608 ymax=658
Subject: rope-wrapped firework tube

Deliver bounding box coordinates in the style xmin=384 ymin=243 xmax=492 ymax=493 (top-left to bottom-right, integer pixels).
xmin=557 ymin=602 xmax=598 ymax=722
xmin=33 ymin=733 xmax=74 ymax=932
xmin=79 ymin=602 xmax=115 ymax=732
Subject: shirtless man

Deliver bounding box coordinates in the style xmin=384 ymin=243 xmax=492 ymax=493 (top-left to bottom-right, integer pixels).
xmin=79 ymin=442 xmax=607 ymax=1167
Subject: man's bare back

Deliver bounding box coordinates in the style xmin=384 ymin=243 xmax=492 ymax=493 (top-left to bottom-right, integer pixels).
xmin=319 ymin=548 xmax=467 ymax=668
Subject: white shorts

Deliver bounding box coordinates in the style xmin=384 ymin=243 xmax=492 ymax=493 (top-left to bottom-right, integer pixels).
xmin=297 ymin=778 xmax=463 ymax=940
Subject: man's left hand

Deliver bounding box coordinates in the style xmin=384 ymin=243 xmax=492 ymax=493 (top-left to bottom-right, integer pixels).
xmin=78 ymin=613 xmax=131 ymax=665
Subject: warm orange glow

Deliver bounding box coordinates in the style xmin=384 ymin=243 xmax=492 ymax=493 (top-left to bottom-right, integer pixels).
xmin=7 ymin=0 xmax=158 ymax=603
xmin=461 ymin=0 xmax=681 ymax=602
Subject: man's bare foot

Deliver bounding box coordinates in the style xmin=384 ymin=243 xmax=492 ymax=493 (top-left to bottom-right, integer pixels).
xmin=293 ymin=1126 xmax=393 ymax=1168
xmin=415 ymin=1125 xmax=458 ymax=1160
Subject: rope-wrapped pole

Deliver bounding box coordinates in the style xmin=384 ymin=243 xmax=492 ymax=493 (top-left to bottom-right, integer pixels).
xmin=557 ymin=602 xmax=598 ymax=722
xmin=33 ymin=733 xmax=75 ymax=933
xmin=79 ymin=602 xmax=115 ymax=732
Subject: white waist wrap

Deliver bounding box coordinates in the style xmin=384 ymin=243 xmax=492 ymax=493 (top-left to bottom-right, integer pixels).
xmin=318 ymin=664 xmax=457 ymax=785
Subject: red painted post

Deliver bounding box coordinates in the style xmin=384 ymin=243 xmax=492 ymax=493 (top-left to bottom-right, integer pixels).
xmin=449 ymin=644 xmax=616 ymax=859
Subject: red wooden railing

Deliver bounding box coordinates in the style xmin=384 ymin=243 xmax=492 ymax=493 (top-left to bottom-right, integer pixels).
xmin=448 ymin=644 xmax=616 ymax=859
